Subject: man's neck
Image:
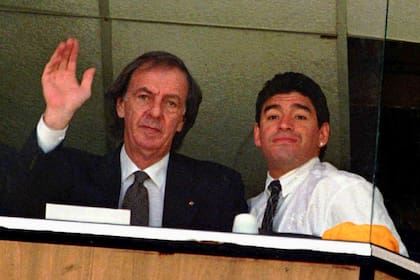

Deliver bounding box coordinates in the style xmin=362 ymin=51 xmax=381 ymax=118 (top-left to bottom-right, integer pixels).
xmin=123 ymin=145 xmax=169 ymax=170
xmin=269 ymin=157 xmax=319 ymax=179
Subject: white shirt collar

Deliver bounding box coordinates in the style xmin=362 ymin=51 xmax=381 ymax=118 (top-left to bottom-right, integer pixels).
xmin=120 ymin=144 xmax=169 ymax=189
xmin=265 ymin=157 xmax=320 ymax=197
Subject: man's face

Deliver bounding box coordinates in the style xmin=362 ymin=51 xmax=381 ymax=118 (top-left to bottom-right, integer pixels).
xmin=116 ymin=66 xmax=188 ymax=163
xmin=254 ymin=92 xmax=329 ymax=177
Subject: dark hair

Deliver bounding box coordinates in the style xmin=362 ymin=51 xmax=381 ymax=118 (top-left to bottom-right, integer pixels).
xmin=255 ymin=72 xmax=330 ymax=127
xmin=106 ymin=51 xmax=202 ymax=150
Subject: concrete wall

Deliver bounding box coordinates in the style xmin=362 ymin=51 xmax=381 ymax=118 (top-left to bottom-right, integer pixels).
xmin=348 ymin=0 xmax=420 ymax=43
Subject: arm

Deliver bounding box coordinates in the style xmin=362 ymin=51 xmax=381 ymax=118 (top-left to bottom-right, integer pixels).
xmin=15 ymin=39 xmax=96 ymax=218
xmin=20 ymin=38 xmax=95 ymax=165
xmin=320 ymin=180 xmax=408 ymax=256
xmin=0 ymin=144 xmax=18 ymax=216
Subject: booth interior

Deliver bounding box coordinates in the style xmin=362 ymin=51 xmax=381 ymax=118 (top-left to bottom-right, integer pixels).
xmin=0 ymin=0 xmax=419 ymax=273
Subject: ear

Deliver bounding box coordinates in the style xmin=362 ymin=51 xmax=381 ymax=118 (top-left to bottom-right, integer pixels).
xmin=176 ymin=117 xmax=184 ymax=132
xmin=116 ymin=97 xmax=125 ymax=118
xmin=318 ymin=122 xmax=330 ymax=148
xmin=253 ymin=123 xmax=262 ymax=147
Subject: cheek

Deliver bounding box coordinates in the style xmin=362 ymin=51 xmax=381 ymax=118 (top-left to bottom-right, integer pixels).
xmin=123 ymin=103 xmax=145 ymax=120
xmin=303 ymin=128 xmax=322 ymax=146
xmin=262 ymin=125 xmax=276 ymax=139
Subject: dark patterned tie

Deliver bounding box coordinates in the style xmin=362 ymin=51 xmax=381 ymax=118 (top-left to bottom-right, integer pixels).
xmin=260 ymin=180 xmax=282 ymax=233
xmin=122 ymin=171 xmax=149 ymax=226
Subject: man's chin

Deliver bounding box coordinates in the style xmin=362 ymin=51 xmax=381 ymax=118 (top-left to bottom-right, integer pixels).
xmin=271 ymin=151 xmax=301 ymax=164
xmin=137 ymin=139 xmax=164 ymax=149
xmin=144 ymin=135 xmax=174 ymax=148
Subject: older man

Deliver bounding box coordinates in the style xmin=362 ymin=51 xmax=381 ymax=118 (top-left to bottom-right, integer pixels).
xmin=22 ymin=38 xmax=247 ymax=231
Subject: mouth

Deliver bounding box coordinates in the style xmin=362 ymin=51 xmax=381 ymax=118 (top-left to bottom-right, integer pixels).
xmin=272 ymin=135 xmax=298 ymax=144
xmin=140 ymin=124 xmax=162 ymax=134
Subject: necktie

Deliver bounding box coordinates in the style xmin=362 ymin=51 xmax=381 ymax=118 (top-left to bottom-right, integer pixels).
xmin=260 ymin=180 xmax=282 ymax=233
xmin=122 ymin=171 xmax=149 ymax=226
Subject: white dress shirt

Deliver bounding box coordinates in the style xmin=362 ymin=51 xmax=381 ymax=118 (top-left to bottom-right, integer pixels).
xmin=37 ymin=116 xmax=168 ymax=227
xmin=119 ymin=146 xmax=168 ymax=227
xmin=248 ymin=157 xmax=408 ymax=256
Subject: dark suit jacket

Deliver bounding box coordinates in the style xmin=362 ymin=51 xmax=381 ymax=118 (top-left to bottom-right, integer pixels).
xmin=0 ymin=143 xmax=19 ymax=216
xmin=20 ymin=132 xmax=248 ymax=232
xmin=0 ymin=143 xmax=14 ymax=190
xmin=1 ymin=143 xmax=33 ymax=217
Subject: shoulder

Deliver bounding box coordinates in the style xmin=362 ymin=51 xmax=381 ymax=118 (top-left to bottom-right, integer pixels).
xmin=168 ymin=153 xmax=244 ymax=191
xmin=307 ymin=162 xmax=374 ymax=204
xmin=51 ymin=146 xmax=103 ymax=162
xmin=315 ymin=161 xmax=370 ymax=184
xmin=310 ymin=161 xmax=373 ymax=195
xmin=170 ymin=152 xmax=241 ymax=176
xmin=33 ymin=145 xmax=112 ymax=175
xmin=247 ymin=191 xmax=266 ymax=208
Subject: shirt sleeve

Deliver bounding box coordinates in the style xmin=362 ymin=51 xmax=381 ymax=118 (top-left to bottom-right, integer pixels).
xmin=36 ymin=115 xmax=68 ymax=153
xmin=320 ymin=178 xmax=408 ymax=256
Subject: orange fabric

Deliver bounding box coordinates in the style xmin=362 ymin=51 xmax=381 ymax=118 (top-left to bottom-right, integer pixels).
xmin=322 ymin=222 xmax=399 ymax=253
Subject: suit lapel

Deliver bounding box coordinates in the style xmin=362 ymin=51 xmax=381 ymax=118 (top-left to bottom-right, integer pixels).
xmin=162 ymin=153 xmax=198 ymax=228
xmin=88 ymin=150 xmax=199 ymax=225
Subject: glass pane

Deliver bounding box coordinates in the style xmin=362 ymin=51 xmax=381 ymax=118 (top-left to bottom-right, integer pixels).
xmin=348 ymin=1 xmax=387 ymax=254
xmin=347 ymin=0 xmax=410 ymax=257
xmin=349 ymin=0 xmax=418 ymax=259
xmin=375 ymin=1 xmax=420 ymax=260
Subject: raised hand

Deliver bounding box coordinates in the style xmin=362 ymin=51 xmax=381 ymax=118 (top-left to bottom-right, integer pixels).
xmin=41 ymin=38 xmax=96 ymax=129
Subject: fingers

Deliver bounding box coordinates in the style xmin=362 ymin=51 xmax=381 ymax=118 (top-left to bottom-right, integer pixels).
xmin=42 ymin=38 xmax=77 ymax=78
xmin=42 ymin=41 xmax=66 ymax=77
xmin=67 ymin=38 xmax=79 ymax=73
xmin=58 ymin=38 xmax=76 ymax=71
xmin=41 ymin=37 xmax=95 ymax=97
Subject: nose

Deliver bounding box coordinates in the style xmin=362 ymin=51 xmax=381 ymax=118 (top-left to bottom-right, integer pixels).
xmin=148 ymin=98 xmax=162 ymax=118
xmin=278 ymin=115 xmax=293 ymax=130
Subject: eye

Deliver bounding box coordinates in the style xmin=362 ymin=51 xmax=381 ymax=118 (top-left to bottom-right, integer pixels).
xmin=295 ymin=114 xmax=307 ymax=120
xmin=166 ymin=100 xmax=177 ymax=107
xmin=138 ymin=93 xmax=149 ymax=101
xmin=164 ymin=96 xmax=182 ymax=110
xmin=267 ymin=114 xmax=279 ymax=120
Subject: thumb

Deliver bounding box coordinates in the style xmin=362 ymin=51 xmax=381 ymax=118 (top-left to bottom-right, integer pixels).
xmin=81 ymin=67 xmax=96 ymax=92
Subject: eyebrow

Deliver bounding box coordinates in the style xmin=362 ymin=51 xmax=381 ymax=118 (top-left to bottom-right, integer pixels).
xmin=133 ymin=87 xmax=183 ymax=101
xmin=263 ymin=103 xmax=312 ymax=114
xmin=134 ymin=87 xmax=154 ymax=95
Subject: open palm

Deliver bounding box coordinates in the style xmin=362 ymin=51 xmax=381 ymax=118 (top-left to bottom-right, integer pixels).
xmin=41 ymin=38 xmax=95 ymax=129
